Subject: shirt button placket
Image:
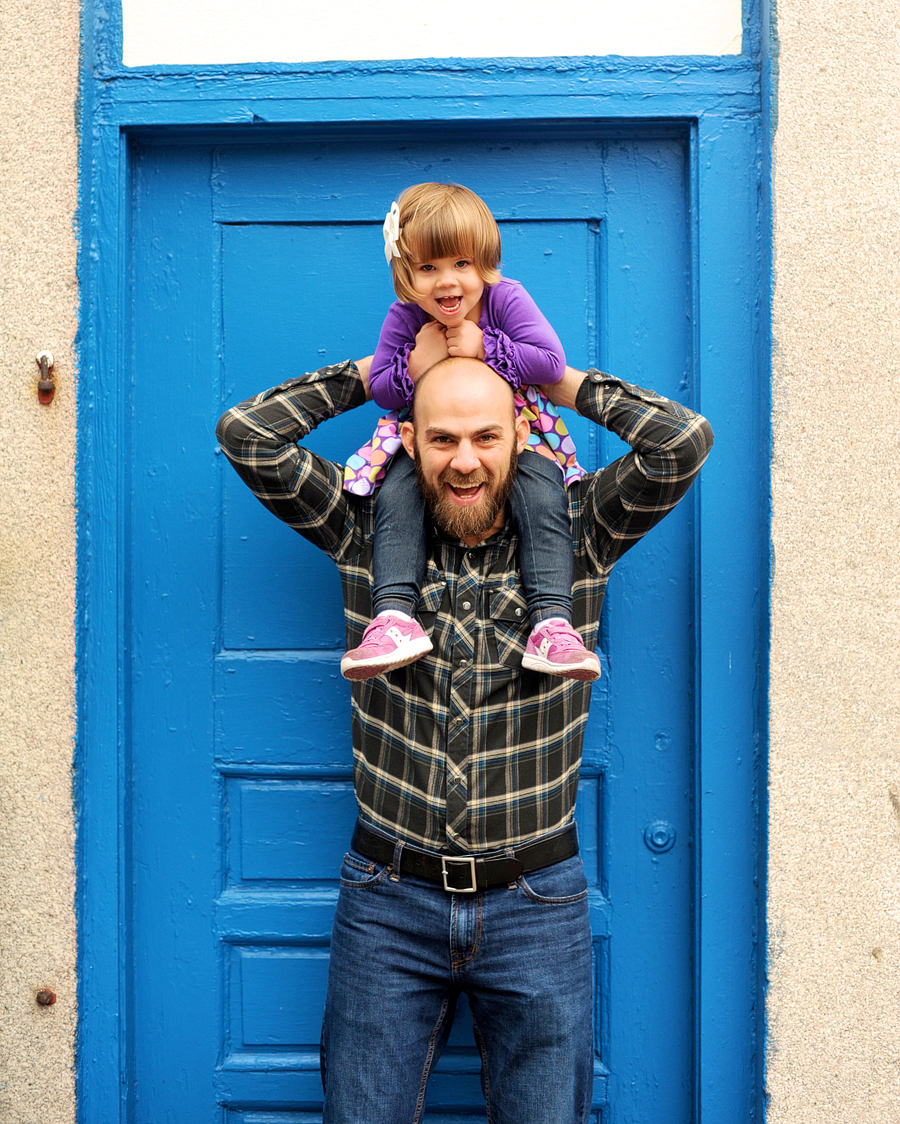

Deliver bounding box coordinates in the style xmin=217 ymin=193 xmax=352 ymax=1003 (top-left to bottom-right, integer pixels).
xmin=446 ymin=556 xmax=478 ymax=842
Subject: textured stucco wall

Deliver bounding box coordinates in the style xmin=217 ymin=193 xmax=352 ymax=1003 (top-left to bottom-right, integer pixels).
xmin=767 ymin=0 xmax=900 ymax=1119
xmin=0 ymin=0 xmax=79 ymax=1120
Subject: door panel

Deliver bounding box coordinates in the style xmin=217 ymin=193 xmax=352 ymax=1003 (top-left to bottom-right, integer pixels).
xmin=129 ymin=124 xmax=693 ymax=1122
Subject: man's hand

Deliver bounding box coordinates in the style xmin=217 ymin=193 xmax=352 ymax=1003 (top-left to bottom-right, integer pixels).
xmin=354 ymin=355 xmax=374 ymax=400
xmin=408 ymin=321 xmax=451 ymax=382
xmin=445 ymin=319 xmax=485 ymax=360
xmin=537 ymin=365 xmax=587 ymax=412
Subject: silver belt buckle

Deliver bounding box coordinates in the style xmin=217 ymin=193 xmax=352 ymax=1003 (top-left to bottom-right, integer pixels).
xmin=441 ymin=855 xmax=477 ymax=893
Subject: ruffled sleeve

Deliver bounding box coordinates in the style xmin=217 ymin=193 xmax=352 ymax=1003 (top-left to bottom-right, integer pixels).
xmin=482 ymin=327 xmax=524 ymax=389
xmin=369 ymin=302 xmax=427 ymax=410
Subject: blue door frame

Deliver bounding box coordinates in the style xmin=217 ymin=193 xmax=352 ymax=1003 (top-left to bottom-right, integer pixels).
xmin=77 ymin=2 xmax=770 ymax=1120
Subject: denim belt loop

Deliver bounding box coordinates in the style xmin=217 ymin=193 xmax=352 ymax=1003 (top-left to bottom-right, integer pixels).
xmin=390 ymin=839 xmax=405 ymax=882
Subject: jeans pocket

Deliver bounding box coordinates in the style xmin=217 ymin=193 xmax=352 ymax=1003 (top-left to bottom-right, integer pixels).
xmin=517 ymin=854 xmax=589 ymax=904
xmin=339 ymin=849 xmax=392 ymax=889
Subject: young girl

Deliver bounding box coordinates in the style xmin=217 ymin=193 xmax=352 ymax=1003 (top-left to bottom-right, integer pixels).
xmin=341 ymin=182 xmax=601 ymax=683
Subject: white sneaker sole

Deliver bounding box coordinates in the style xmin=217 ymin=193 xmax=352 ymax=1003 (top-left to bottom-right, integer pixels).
xmin=340 ymin=636 xmax=433 ymax=681
xmin=521 ymin=652 xmax=601 ymax=681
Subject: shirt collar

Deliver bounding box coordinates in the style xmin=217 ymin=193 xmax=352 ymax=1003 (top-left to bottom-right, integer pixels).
xmin=429 ymin=517 xmax=514 ymax=551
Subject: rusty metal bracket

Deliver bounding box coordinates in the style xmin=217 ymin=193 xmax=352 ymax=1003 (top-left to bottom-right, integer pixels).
xmin=36 ymin=351 xmax=55 ymax=404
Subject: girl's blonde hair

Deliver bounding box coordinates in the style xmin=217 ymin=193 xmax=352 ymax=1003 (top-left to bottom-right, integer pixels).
xmin=390 ymin=182 xmax=502 ymax=303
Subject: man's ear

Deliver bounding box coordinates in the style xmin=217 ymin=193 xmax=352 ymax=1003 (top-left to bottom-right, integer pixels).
xmin=515 ymin=415 xmax=531 ymax=453
xmin=400 ymin=421 xmax=416 ymax=459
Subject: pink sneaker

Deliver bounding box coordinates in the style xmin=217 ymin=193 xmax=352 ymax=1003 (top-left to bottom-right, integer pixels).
xmin=521 ymin=619 xmax=601 ymax=681
xmin=340 ymin=613 xmax=433 ymax=681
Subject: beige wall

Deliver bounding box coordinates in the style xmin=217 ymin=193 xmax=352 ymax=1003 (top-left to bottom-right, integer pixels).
xmin=767 ymin=0 xmax=900 ymax=1119
xmin=0 ymin=0 xmax=80 ymax=1120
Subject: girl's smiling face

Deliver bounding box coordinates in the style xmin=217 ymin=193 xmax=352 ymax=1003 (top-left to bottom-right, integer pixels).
xmin=409 ymin=254 xmax=485 ymax=327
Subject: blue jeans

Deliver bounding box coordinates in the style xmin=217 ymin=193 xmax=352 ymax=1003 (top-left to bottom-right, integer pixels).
xmin=373 ymin=451 xmax=574 ymax=626
xmin=321 ymin=838 xmax=593 ymax=1123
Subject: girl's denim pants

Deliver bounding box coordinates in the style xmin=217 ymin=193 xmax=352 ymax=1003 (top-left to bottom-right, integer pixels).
xmin=372 ymin=450 xmax=574 ymax=626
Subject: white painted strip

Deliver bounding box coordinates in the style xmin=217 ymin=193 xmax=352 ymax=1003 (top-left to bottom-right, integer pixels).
xmin=122 ymin=0 xmax=743 ymax=67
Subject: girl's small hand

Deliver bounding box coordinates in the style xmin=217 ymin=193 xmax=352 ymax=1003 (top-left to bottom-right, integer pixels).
xmin=408 ymin=320 xmax=450 ymax=382
xmin=444 ymin=320 xmax=485 ymax=360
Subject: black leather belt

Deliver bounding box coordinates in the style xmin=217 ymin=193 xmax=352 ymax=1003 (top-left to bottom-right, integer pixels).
xmin=351 ymin=820 xmax=579 ymax=893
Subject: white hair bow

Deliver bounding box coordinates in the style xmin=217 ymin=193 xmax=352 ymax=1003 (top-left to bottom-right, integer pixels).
xmin=383 ymin=202 xmax=401 ymax=265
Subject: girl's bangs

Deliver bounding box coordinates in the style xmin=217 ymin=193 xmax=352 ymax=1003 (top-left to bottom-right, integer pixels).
xmin=407 ymin=212 xmax=479 ymax=263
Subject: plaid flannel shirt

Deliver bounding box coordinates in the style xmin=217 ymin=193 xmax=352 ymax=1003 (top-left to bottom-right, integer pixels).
xmin=216 ymin=361 xmax=713 ymax=854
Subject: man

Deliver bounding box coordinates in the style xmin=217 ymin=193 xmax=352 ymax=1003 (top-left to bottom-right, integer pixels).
xmin=216 ymin=356 xmax=713 ymax=1123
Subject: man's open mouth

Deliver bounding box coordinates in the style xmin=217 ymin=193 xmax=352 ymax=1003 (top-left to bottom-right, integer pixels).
xmin=447 ymin=482 xmax=484 ymax=504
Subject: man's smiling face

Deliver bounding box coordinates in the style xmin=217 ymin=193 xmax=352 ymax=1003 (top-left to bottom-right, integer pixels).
xmin=400 ymin=358 xmax=530 ymax=545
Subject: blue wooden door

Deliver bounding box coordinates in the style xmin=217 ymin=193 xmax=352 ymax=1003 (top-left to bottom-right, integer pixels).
xmin=128 ymin=124 xmax=695 ymax=1123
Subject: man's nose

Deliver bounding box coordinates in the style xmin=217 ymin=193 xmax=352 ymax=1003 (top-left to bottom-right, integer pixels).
xmin=451 ymin=441 xmax=480 ymax=475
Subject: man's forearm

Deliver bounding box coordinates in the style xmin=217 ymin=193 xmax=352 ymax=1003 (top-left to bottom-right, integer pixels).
xmin=537 ymin=366 xmax=587 ymax=412
xmin=544 ymin=365 xmax=713 ymax=478
xmin=216 ymin=360 xmax=366 ymax=463
xmin=215 ymin=359 xmax=367 ymax=551
xmin=355 ymin=356 xmax=373 ymax=400
xmin=570 ymin=369 xmax=713 ymax=568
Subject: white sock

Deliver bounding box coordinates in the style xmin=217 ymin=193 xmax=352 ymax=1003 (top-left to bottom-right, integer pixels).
xmin=538 ymin=617 xmax=570 ymax=628
xmin=377 ymin=609 xmax=414 ymax=622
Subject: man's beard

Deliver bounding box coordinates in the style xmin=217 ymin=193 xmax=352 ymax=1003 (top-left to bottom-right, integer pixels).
xmin=413 ymin=444 xmax=518 ymax=541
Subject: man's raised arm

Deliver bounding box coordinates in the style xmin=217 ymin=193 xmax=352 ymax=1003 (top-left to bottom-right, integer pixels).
xmin=542 ymin=366 xmax=714 ymax=570
xmin=215 ymin=358 xmax=372 ymax=560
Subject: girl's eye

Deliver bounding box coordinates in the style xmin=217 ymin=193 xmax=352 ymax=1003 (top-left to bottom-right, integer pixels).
xmin=455 ymin=260 xmax=471 ymax=269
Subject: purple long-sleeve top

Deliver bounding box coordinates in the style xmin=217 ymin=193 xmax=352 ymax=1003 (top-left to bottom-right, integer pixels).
xmin=369 ymin=277 xmax=566 ymax=411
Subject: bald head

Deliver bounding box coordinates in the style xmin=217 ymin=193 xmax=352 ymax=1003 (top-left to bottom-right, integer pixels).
xmin=412 ymin=357 xmax=517 ymax=433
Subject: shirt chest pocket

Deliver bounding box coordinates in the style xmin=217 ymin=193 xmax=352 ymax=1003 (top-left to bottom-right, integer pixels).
xmin=416 ymin=571 xmax=449 ymax=636
xmin=487 ymin=585 xmax=530 ymax=669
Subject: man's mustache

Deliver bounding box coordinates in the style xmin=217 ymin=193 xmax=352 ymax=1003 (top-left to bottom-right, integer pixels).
xmin=439 ymin=469 xmax=491 ymax=488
